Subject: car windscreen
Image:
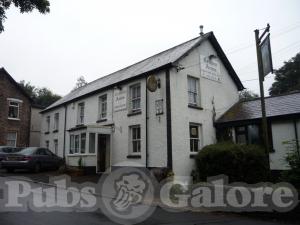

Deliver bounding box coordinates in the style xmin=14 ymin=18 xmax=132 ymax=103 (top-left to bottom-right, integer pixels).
xmin=19 ymin=148 xmax=37 ymax=155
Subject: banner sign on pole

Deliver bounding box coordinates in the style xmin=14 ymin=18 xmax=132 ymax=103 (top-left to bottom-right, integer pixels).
xmin=260 ymin=34 xmax=273 ymax=79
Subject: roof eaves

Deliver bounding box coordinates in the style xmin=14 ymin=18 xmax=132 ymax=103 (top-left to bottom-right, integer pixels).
xmin=0 ymin=67 xmax=33 ymax=102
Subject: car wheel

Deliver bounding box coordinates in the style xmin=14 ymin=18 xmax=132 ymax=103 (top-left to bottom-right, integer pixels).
xmin=33 ymin=163 xmax=41 ymax=173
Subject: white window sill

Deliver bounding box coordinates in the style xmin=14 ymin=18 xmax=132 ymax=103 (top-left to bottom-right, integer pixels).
xmin=8 ymin=117 xmax=20 ymax=121
xmin=67 ymin=153 xmax=96 ymax=157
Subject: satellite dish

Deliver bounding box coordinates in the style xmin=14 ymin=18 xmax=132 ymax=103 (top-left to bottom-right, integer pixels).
xmin=147 ymin=75 xmax=158 ymax=92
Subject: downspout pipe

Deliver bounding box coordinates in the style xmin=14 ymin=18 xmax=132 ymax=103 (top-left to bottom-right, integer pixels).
xmin=145 ymin=76 xmax=149 ymax=168
xmin=63 ymin=105 xmax=67 ymax=161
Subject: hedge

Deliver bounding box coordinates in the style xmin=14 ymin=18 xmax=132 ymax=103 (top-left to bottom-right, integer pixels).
xmin=194 ymin=142 xmax=269 ymax=183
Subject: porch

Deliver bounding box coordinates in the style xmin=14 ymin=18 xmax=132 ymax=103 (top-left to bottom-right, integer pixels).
xmin=67 ymin=124 xmax=113 ymax=173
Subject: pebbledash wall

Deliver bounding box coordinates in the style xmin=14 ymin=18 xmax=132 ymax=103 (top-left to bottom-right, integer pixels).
xmin=40 ymin=37 xmax=240 ymax=176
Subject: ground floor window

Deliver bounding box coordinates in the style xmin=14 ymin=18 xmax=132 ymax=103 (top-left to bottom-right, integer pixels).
xmin=130 ymin=125 xmax=141 ymax=154
xmin=70 ymin=133 xmax=86 ymax=154
xmin=235 ymin=124 xmax=261 ymax=145
xmin=45 ymin=140 xmax=49 ymax=149
xmin=190 ymin=123 xmax=202 ymax=153
xmin=54 ymin=139 xmax=58 ymax=155
xmin=6 ymin=132 xmax=17 ymax=147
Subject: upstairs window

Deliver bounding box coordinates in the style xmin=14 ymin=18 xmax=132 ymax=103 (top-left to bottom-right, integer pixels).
xmin=130 ymin=125 xmax=141 ymax=154
xmin=187 ymin=76 xmax=200 ymax=106
xmin=99 ymin=95 xmax=107 ymax=120
xmin=6 ymin=132 xmax=17 ymax=147
xmin=130 ymin=84 xmax=141 ymax=112
xmin=46 ymin=116 xmax=50 ymax=132
xmin=77 ymin=102 xmax=85 ymax=125
xmin=54 ymin=113 xmax=59 ymax=131
xmin=8 ymin=101 xmax=19 ymax=119
xmin=190 ymin=124 xmax=202 ymax=153
xmin=53 ymin=113 xmax=59 ymax=131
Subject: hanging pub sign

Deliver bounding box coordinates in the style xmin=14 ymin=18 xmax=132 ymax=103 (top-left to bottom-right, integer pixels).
xmin=260 ymin=34 xmax=273 ymax=79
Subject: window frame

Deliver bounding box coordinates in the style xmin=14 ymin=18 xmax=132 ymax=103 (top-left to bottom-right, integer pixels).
xmin=6 ymin=132 xmax=17 ymax=147
xmin=77 ymin=102 xmax=85 ymax=125
xmin=129 ymin=83 xmax=141 ymax=113
xmin=130 ymin=125 xmax=141 ymax=155
xmin=189 ymin=123 xmax=202 ymax=153
xmin=98 ymin=94 xmax=107 ymax=120
xmin=8 ymin=100 xmax=20 ymax=120
xmin=45 ymin=140 xmax=49 ymax=149
xmin=46 ymin=116 xmax=50 ymax=132
xmin=69 ymin=133 xmax=86 ymax=155
xmin=54 ymin=113 xmax=59 ymax=131
xmin=54 ymin=139 xmax=58 ymax=155
xmin=187 ymin=76 xmax=200 ymax=106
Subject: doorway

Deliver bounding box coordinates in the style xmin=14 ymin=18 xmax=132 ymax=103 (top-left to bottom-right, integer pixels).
xmin=97 ymin=134 xmax=109 ymax=173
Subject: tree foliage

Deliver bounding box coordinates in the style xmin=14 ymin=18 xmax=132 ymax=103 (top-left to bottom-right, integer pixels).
xmin=19 ymin=80 xmax=61 ymax=108
xmin=269 ymin=52 xmax=300 ymax=96
xmin=239 ymin=89 xmax=259 ymax=101
xmin=0 ymin=0 xmax=50 ymax=33
xmin=72 ymin=76 xmax=87 ymax=91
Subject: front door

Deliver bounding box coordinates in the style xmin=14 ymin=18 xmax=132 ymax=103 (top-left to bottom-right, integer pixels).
xmin=97 ymin=134 xmax=107 ymax=173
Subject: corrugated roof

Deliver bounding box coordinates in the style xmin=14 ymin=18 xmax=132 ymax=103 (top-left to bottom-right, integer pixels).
xmin=216 ymin=92 xmax=300 ymax=123
xmin=42 ymin=32 xmax=243 ymax=112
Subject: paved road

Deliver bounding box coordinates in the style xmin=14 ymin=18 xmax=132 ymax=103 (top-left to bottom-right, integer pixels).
xmin=0 ymin=173 xmax=297 ymax=225
xmin=0 ymin=208 xmax=292 ymax=225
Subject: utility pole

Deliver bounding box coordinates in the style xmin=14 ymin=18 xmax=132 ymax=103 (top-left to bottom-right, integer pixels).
xmin=254 ymin=24 xmax=271 ymax=167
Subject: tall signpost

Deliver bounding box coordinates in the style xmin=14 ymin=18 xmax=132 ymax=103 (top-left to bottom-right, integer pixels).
xmin=254 ymin=24 xmax=273 ymax=168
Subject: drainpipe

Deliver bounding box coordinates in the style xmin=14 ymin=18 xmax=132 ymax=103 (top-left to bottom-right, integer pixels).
xmin=293 ymin=119 xmax=299 ymax=156
xmin=63 ymin=105 xmax=67 ymax=161
xmin=145 ymin=77 xmax=149 ymax=168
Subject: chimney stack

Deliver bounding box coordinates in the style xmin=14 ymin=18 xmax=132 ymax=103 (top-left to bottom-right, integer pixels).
xmin=199 ymin=25 xmax=204 ymax=36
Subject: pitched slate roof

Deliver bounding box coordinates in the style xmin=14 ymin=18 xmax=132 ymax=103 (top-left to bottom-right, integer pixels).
xmin=0 ymin=67 xmax=33 ymax=102
xmin=216 ymin=92 xmax=300 ymax=124
xmin=42 ymin=32 xmax=244 ymax=113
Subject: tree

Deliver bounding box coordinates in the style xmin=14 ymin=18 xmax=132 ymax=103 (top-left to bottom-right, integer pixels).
xmin=19 ymin=80 xmax=61 ymax=108
xmin=35 ymin=87 xmax=61 ymax=107
xmin=269 ymin=52 xmax=300 ymax=96
xmin=239 ymin=89 xmax=259 ymax=101
xmin=0 ymin=0 xmax=50 ymax=33
xmin=72 ymin=76 xmax=87 ymax=91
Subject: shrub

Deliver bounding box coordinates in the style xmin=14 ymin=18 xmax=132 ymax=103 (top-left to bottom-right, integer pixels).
xmin=194 ymin=142 xmax=269 ymax=183
xmin=281 ymin=140 xmax=300 ymax=188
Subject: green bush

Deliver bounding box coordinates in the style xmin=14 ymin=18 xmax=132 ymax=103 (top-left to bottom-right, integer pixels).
xmin=194 ymin=142 xmax=269 ymax=183
xmin=281 ymin=140 xmax=300 ymax=188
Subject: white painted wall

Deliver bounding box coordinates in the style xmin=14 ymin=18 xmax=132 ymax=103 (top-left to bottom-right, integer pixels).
xmin=170 ymin=40 xmax=239 ymax=176
xmin=40 ymin=39 xmax=241 ymax=176
xmin=30 ymin=107 xmax=42 ymax=147
xmin=40 ymin=107 xmax=66 ymax=158
xmin=270 ymin=120 xmax=299 ymax=170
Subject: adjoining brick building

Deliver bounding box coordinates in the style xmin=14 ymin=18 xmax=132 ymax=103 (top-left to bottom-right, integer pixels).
xmin=0 ymin=68 xmax=32 ymax=147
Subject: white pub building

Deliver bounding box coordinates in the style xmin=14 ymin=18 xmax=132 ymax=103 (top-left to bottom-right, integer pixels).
xmin=40 ymin=31 xmax=244 ymax=176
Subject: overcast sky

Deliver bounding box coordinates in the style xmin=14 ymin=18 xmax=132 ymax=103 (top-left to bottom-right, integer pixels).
xmin=0 ymin=0 xmax=299 ymax=96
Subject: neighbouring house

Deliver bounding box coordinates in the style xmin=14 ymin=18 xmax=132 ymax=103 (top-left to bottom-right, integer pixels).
xmin=0 ymin=68 xmax=32 ymax=147
xmin=30 ymin=105 xmax=44 ymax=147
xmin=216 ymin=92 xmax=300 ymax=171
xmin=40 ymin=31 xmax=244 ymax=176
